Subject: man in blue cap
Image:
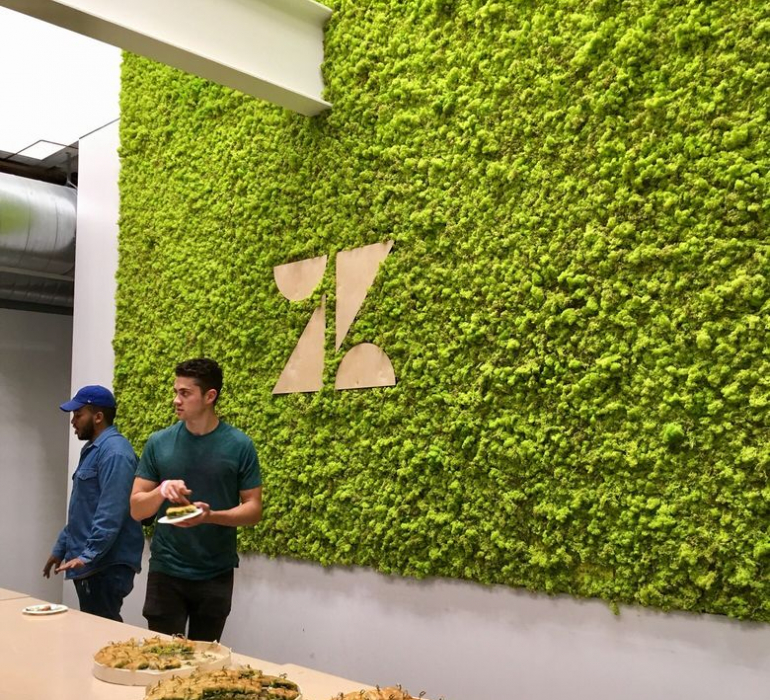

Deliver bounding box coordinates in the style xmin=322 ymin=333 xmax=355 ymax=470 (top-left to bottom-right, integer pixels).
xmin=43 ymin=385 xmax=144 ymax=621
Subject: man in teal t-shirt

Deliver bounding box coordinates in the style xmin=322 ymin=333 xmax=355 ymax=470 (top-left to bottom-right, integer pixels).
xmin=131 ymin=358 xmax=262 ymax=642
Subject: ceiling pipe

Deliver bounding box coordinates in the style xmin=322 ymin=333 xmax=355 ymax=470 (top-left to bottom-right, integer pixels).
xmin=0 ymin=172 xmax=76 ymax=309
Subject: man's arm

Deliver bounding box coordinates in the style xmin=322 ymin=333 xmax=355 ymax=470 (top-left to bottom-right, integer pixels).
xmin=43 ymin=554 xmax=63 ymax=577
xmin=57 ymin=451 xmax=136 ymax=573
xmin=51 ymin=526 xmax=68 ymax=560
xmin=130 ymin=476 xmax=163 ymax=521
xmin=174 ymin=487 xmax=262 ymax=528
xmin=77 ymin=453 xmax=134 ymax=562
xmin=210 ymin=486 xmax=262 ymax=526
xmin=131 ymin=477 xmax=193 ymax=521
xmin=44 ymin=499 xmax=69 ymax=576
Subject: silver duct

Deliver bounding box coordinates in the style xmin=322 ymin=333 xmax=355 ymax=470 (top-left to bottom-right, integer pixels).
xmin=0 ymin=172 xmax=76 ymax=310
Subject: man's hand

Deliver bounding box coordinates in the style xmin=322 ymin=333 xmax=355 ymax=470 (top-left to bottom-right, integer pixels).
xmin=171 ymin=502 xmax=211 ymax=528
xmin=56 ymin=558 xmax=86 ymax=573
xmin=43 ymin=555 xmax=62 ymax=578
xmin=161 ymin=479 xmax=192 ymax=504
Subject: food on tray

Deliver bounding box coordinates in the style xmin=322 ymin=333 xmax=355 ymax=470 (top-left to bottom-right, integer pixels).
xmin=93 ymin=637 xmax=231 ymax=686
xmin=95 ymin=636 xmax=206 ymax=671
xmin=165 ymin=505 xmax=200 ymax=520
xmin=332 ymin=686 xmax=419 ymax=700
xmin=145 ymin=667 xmax=301 ymax=700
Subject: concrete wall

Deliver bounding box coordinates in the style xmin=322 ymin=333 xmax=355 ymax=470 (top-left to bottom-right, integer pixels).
xmin=0 ymin=307 xmax=71 ymax=601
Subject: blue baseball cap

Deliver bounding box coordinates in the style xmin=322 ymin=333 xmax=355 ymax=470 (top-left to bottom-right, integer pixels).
xmin=60 ymin=385 xmax=116 ymax=412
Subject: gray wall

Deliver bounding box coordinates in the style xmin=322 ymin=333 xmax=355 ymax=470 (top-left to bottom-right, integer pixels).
xmin=0 ymin=307 xmax=71 ymax=601
xmin=227 ymin=556 xmax=770 ymax=700
xmin=91 ymin=548 xmax=770 ymax=700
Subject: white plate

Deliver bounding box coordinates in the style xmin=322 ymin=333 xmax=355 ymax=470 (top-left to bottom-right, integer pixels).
xmin=23 ymin=603 xmax=68 ymax=615
xmin=158 ymin=507 xmax=204 ymax=525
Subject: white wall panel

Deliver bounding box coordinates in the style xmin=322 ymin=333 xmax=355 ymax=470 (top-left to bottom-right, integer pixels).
xmin=61 ymin=117 xmax=154 ymax=614
xmin=0 ymin=0 xmax=331 ymax=115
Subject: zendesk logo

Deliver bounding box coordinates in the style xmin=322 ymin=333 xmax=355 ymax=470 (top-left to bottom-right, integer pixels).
xmin=272 ymin=241 xmax=396 ymax=394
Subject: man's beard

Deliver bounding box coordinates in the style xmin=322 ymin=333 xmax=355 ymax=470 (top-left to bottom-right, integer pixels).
xmin=78 ymin=420 xmax=95 ymax=441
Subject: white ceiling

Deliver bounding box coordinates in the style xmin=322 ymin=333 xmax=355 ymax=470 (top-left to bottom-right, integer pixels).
xmin=0 ymin=6 xmax=120 ymax=160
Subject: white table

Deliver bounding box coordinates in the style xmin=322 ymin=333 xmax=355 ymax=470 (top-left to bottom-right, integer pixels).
xmin=0 ymin=587 xmax=29 ymax=601
xmin=0 ymin=595 xmax=376 ymax=700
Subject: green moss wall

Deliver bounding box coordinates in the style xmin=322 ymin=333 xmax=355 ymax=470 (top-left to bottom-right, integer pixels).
xmin=115 ymin=0 xmax=770 ymax=621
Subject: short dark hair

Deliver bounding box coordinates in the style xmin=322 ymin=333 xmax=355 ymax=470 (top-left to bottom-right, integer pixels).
xmin=86 ymin=405 xmax=116 ymax=425
xmin=175 ymin=358 xmax=223 ymax=404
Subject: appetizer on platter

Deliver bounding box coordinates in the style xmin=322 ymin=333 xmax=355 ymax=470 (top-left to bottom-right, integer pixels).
xmin=93 ymin=636 xmax=230 ymax=685
xmin=95 ymin=637 xmax=198 ymax=670
xmin=145 ymin=667 xmax=301 ymax=700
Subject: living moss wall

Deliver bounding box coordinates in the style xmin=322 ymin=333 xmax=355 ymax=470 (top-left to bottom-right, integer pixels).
xmin=115 ymin=0 xmax=770 ymax=621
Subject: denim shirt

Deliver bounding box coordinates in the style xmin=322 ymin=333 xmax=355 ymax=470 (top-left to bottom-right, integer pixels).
xmin=53 ymin=425 xmax=144 ymax=580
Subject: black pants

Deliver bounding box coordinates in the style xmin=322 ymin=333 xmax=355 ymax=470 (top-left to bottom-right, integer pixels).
xmin=73 ymin=564 xmax=135 ymax=622
xmin=142 ymin=570 xmax=233 ymax=642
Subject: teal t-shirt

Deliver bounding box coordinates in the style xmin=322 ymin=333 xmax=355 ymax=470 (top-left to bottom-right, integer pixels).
xmin=136 ymin=421 xmax=262 ymax=580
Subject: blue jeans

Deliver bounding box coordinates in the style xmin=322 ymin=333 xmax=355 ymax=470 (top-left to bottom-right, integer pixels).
xmin=73 ymin=564 xmax=135 ymax=621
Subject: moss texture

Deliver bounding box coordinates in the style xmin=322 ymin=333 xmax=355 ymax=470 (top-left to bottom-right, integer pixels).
xmin=116 ymin=0 xmax=770 ymax=620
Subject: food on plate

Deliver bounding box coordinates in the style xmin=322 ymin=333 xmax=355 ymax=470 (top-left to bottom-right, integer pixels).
xmin=22 ymin=603 xmax=67 ymax=614
xmin=145 ymin=667 xmax=301 ymax=700
xmin=165 ymin=505 xmax=200 ymax=520
xmin=331 ymin=686 xmax=420 ymax=700
xmin=93 ymin=637 xmax=231 ymax=685
xmin=95 ymin=636 xmax=203 ymax=671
